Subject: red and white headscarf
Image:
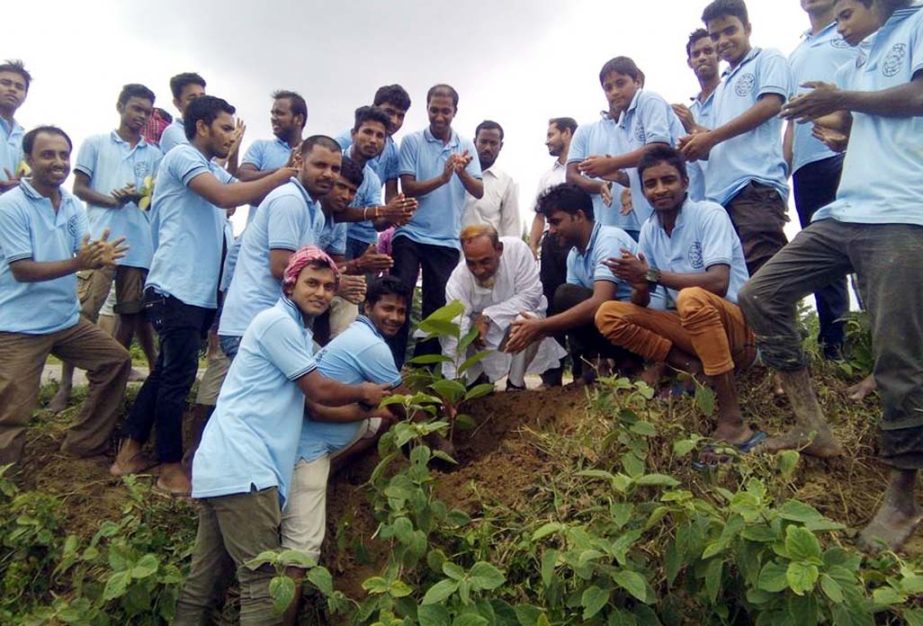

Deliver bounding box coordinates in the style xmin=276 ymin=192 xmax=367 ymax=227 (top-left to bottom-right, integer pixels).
xmin=282 ymin=246 xmax=339 ymax=292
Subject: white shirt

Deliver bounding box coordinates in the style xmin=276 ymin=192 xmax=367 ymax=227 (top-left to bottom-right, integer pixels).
xmin=533 ymin=160 xmax=567 ymax=231
xmin=462 ymin=166 xmax=520 ymax=237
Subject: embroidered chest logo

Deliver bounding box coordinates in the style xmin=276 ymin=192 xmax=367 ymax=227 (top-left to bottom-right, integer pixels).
xmin=134 ymin=161 xmax=151 ymax=178
xmin=830 ymin=38 xmax=851 ymax=50
xmin=66 ymin=214 xmax=82 ymax=241
xmin=634 ymin=122 xmax=646 ymax=144
xmin=688 ymin=242 xmax=704 ymax=270
xmin=882 ymin=43 xmax=907 ymax=78
xmin=735 ymin=73 xmax=756 ymax=97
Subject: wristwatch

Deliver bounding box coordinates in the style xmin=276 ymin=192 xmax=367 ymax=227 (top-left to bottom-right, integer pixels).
xmin=645 ymin=267 xmax=662 ymax=286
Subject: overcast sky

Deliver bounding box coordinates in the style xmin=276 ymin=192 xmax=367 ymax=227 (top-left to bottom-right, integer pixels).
xmin=7 ymin=0 xmax=809 ymax=235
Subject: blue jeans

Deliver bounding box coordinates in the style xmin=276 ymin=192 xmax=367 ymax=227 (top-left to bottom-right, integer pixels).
xmin=218 ymin=334 xmax=242 ymax=360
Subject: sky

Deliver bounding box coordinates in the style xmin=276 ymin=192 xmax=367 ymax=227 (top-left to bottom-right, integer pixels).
xmin=6 ymin=0 xmax=810 ymax=236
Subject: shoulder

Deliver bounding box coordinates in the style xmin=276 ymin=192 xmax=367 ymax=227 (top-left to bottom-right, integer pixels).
xmin=0 ymin=186 xmax=29 ymax=215
xmin=686 ymin=199 xmax=732 ymax=228
xmin=363 ymin=165 xmax=382 ymax=188
xmin=756 ymin=48 xmax=788 ymax=67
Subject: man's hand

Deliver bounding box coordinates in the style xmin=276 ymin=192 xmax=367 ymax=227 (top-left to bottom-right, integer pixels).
xmin=672 ymin=103 xmax=695 ymax=133
xmin=441 ymin=155 xmax=457 ymax=183
xmin=679 ymin=131 xmax=715 ymax=162
xmin=473 ymin=314 xmax=491 ymax=347
xmin=504 ymin=312 xmax=543 ymax=354
xmin=811 ymin=124 xmax=849 ymax=153
xmin=373 ymin=404 xmax=402 ymax=423
xmin=619 ymin=187 xmax=634 ymax=216
xmin=228 ymin=118 xmax=247 ymax=157
xmin=599 ymin=180 xmax=613 ymax=207
xmin=781 ymin=82 xmax=843 ymax=123
xmin=360 ymin=382 xmax=393 ymax=406
xmin=380 ymin=193 xmax=418 ymax=225
xmin=110 ymin=183 xmax=139 ymax=207
xmin=356 ymin=244 xmax=394 ymax=273
xmin=286 ymin=145 xmax=302 ymax=168
xmin=453 ymin=150 xmax=473 ymax=172
xmin=76 ymin=228 xmax=129 ymax=270
xmin=337 ymin=274 xmax=367 ymax=305
xmin=603 ymin=249 xmax=649 ymax=288
xmin=0 ymin=168 xmax=21 ymax=192
xmin=578 ymin=155 xmax=619 ymax=179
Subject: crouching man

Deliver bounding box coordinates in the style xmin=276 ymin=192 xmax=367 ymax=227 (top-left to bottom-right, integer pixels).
xmin=595 ymin=145 xmax=760 ymax=451
xmin=173 ymin=248 xmax=389 ymax=625
xmin=442 ymin=224 xmax=566 ymax=390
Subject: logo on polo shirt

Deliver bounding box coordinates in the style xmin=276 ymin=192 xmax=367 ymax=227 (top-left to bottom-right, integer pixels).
xmin=635 ymin=123 xmax=646 ymax=144
xmin=67 ymin=214 xmax=82 ymax=242
xmin=830 ymin=38 xmax=850 ymax=50
xmin=882 ymin=44 xmax=907 ymax=78
xmin=688 ymin=242 xmax=704 ymax=270
xmin=735 ymin=73 xmax=756 ymax=97
xmin=134 ymin=161 xmax=151 ymax=178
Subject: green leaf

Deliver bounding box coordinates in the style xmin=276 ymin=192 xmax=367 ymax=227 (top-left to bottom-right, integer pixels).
xmin=871 ymin=587 xmax=905 ymax=606
xmin=741 ymin=525 xmax=778 ymax=543
xmin=418 ymin=604 xmax=452 ymax=626
xmin=786 ymin=562 xmax=819 ymax=596
xmin=469 ymin=562 xmax=506 ymax=591
xmin=785 ymin=526 xmax=822 ymax=562
xmin=901 ymin=573 xmax=923 ymax=595
xmin=581 ymin=585 xmax=610 ymax=620
xmin=427 ymin=300 xmax=466 ymax=322
xmin=463 ymin=382 xmax=496 ymax=401
xmin=704 ymin=559 xmax=723 ymax=604
xmin=130 ymin=553 xmax=159 ymax=579
xmin=532 ymin=522 xmax=565 ymax=541
xmin=443 ymin=561 xmax=466 ymax=581
xmin=363 ymin=576 xmax=392 ymax=595
xmin=622 ymin=452 xmax=645 ymax=478
xmin=102 ymin=570 xmax=132 ymax=601
xmin=541 ymin=550 xmax=557 ymax=588
xmin=452 ymin=615 xmax=489 ymax=626
xmin=307 ymin=566 xmax=334 ymax=596
xmin=422 ymin=579 xmax=459 ymax=605
xmin=673 ymin=438 xmax=697 ymax=457
xmin=903 ymin=609 xmax=923 ymax=626
xmin=665 ymin=541 xmax=682 ymax=586
xmin=431 ymin=379 xmax=467 ymax=403
xmin=612 ymin=570 xmax=648 ymax=602
xmin=776 ymin=450 xmax=800 ymax=479
xmin=458 ymin=351 xmax=490 ymax=376
xmin=514 ymin=604 xmax=545 ymax=626
xmin=458 ymin=325 xmax=481 ymax=353
xmin=635 ymin=474 xmax=680 ymax=488
xmin=407 ymin=353 xmax=453 ymax=366
xmin=630 ymin=421 xmax=657 ymax=437
xmin=820 ymin=574 xmax=844 ymax=604
xmin=777 ymin=500 xmax=825 ymax=524
xmin=695 ymin=385 xmax=715 ymax=416
xmin=418 ymin=318 xmax=462 ymax=337
xmin=269 ymin=575 xmax=296 ymax=615
xmin=390 ymin=580 xmax=413 ymax=598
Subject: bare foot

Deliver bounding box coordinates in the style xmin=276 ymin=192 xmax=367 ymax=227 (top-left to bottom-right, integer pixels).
xmin=711 ymin=423 xmax=756 ymax=447
xmin=48 ymin=386 xmax=72 ymax=414
xmin=847 ymin=374 xmax=877 ymax=401
xmin=110 ymin=439 xmax=157 ymax=476
xmin=128 ymin=368 xmax=146 ymax=382
xmin=759 ymin=427 xmax=845 ymax=458
xmin=772 ymin=374 xmax=785 ymax=397
xmin=155 ymin=463 xmax=192 ymax=496
xmin=858 ymin=473 xmax=923 ymax=553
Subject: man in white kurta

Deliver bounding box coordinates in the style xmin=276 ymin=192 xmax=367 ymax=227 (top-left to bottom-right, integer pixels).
xmin=442 ymin=224 xmax=565 ymax=388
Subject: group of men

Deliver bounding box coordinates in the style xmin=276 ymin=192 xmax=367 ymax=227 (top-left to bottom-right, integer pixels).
xmin=1 ymin=0 xmax=922 ymax=620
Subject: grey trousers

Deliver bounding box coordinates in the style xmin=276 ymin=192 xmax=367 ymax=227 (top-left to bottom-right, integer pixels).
xmin=738 ymin=219 xmax=923 ymax=469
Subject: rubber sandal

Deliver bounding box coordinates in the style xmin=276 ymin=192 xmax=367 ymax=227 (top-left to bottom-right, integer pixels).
xmin=692 ymin=431 xmax=768 ymax=471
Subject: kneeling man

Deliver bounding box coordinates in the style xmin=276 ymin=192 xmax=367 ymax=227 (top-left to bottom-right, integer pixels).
xmin=595 ymin=145 xmax=758 ymax=448
xmin=443 ymin=224 xmax=565 ymax=390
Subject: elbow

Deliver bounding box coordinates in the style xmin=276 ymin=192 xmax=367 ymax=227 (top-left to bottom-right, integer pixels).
xmin=10 ymin=266 xmax=31 ymax=283
xmin=471 ymin=187 xmax=484 ymax=200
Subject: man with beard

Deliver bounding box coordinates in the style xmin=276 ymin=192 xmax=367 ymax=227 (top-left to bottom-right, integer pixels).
xmin=113 ymin=96 xmax=299 ymax=495
xmin=0 ymin=60 xmax=31 ymax=194
xmin=442 ymin=224 xmax=565 ymax=390
xmin=462 ymin=120 xmax=520 ymax=238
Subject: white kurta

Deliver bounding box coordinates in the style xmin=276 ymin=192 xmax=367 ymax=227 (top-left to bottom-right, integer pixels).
xmin=441 ymin=237 xmax=566 ymax=383
xmin=461 ymin=167 xmax=521 ymax=238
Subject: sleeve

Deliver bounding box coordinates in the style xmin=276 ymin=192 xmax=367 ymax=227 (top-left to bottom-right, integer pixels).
xmin=482 ymin=242 xmax=544 ymax=321
xmin=0 ymin=202 xmax=35 ymax=262
xmin=498 ymin=178 xmax=520 ymax=238
xmin=699 ymin=206 xmax=736 ymax=268
xmin=463 ymin=139 xmax=482 ymax=180
xmin=567 ymin=125 xmax=589 ymax=164
xmin=259 ymin=317 xmax=318 ymax=381
xmin=358 ymin=341 xmax=403 ymax=386
xmin=382 ymin=142 xmax=400 ymax=182
xmin=159 ymin=125 xmax=183 ymax=154
xmin=398 ymin=134 xmax=418 ymax=177
xmin=266 ymin=193 xmax=307 ymax=251
xmin=565 ymin=249 xmax=578 ymax=285
xmin=241 ymin=140 xmax=264 ymax=168
xmin=328 ymin=224 xmax=348 ymax=256
xmin=757 ymin=50 xmax=793 ymax=101
xmin=151 ymin=147 xmax=164 ymax=177
xmin=911 ymin=15 xmax=923 ymax=76
xmin=74 ymin=136 xmax=99 ymax=179
xmin=638 ymin=93 xmax=673 ymax=145
xmin=173 ymin=147 xmax=213 ymax=187
xmin=333 ymin=130 xmax=353 ymax=153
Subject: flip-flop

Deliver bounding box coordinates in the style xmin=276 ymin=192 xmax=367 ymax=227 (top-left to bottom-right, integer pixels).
xmin=692 ymin=431 xmax=768 ymax=471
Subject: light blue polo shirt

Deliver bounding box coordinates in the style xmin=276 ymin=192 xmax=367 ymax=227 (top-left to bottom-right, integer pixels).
xmin=567 ymin=115 xmax=632 ymax=230
xmin=74 ymin=131 xmax=162 ymax=269
xmin=0 ymin=117 xmax=24 ymax=184
xmin=686 ymin=91 xmax=717 ymax=202
xmin=318 ymin=213 xmax=348 ymax=257
xmin=397 ymin=128 xmax=482 ymax=248
xmin=789 ymin=22 xmax=857 ymax=174
xmin=706 ymin=47 xmax=792 ymax=205
xmin=814 ymin=5 xmax=923 ymax=225
xmin=345 ymin=149 xmax=383 ymax=245
xmin=192 ymin=297 xmax=318 ymax=504
xmin=335 ymin=130 xmax=400 ymax=183
xmin=638 ymin=198 xmax=749 ymax=308
xmin=241 ymin=136 xmax=295 ymax=224
xmin=0 ymin=180 xmax=88 ymax=334
xmin=617 ymin=90 xmax=684 ymax=225
xmin=297 ymin=315 xmax=402 ymax=462
xmin=219 ymin=178 xmax=324 ymax=337
xmin=158 ymin=118 xmax=187 ymax=154
xmin=565 ymin=222 xmax=637 ymax=302
xmin=145 ymin=144 xmax=236 ymax=309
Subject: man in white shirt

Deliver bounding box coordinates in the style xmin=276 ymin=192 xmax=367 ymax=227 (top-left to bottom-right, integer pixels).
xmin=462 ymin=120 xmax=519 ymax=238
xmin=442 ymin=224 xmax=565 ymax=390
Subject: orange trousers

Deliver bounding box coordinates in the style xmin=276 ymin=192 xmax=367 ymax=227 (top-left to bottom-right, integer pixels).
xmin=594 ymin=287 xmax=754 ymax=376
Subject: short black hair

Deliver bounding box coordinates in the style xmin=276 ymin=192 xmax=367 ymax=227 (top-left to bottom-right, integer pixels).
xmin=0 ymin=59 xmax=32 ymax=90
xmin=352 ymin=105 xmax=391 ymax=133
xmin=549 ymin=117 xmax=578 ymax=135
xmin=340 ymin=156 xmax=365 ymax=188
xmin=637 ymin=144 xmax=689 ymax=183
xmin=686 ymin=28 xmax=711 ymax=57
xmin=475 ymin=120 xmax=504 ymax=141
xmin=272 ymin=90 xmax=308 ymax=125
xmin=373 ymin=84 xmax=411 ymax=111
xmin=169 ymin=72 xmax=206 ymax=100
xmin=536 ymin=183 xmax=594 ymax=221
xmin=426 ymin=83 xmax=459 ymax=108
xmin=365 ymin=275 xmax=412 ymax=309
xmin=702 ymin=0 xmax=749 ymax=25
xmin=598 ymin=56 xmax=643 ymax=85
xmin=117 ymin=83 xmax=156 ymax=107
xmin=23 ymin=125 xmax=72 ymax=155
xmin=183 ymin=96 xmax=235 ymax=140
xmin=300 ymin=134 xmax=342 ymax=155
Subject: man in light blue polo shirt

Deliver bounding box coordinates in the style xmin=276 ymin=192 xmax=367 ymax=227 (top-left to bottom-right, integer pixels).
xmin=158 ymin=73 xmax=206 ymax=154
xmin=52 ymin=84 xmax=163 ymax=412
xmin=680 ymin=0 xmax=793 ymax=276
xmin=0 ymin=60 xmax=30 ymax=194
xmin=218 ymin=135 xmax=341 ymax=358
xmin=391 ymin=83 xmax=483 ymax=366
xmin=783 ymin=0 xmax=855 ymax=359
xmin=0 ymin=126 xmax=131 ymax=466
xmin=596 ymin=146 xmax=758 ymax=454
xmin=745 ymin=0 xmax=923 ymax=552
xmin=505 ymin=183 xmax=639 ymax=384
xmin=174 ymin=248 xmax=390 ymax=624
xmin=237 ymin=90 xmax=306 ymax=224
xmin=114 ymin=96 xmax=300 ymax=496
